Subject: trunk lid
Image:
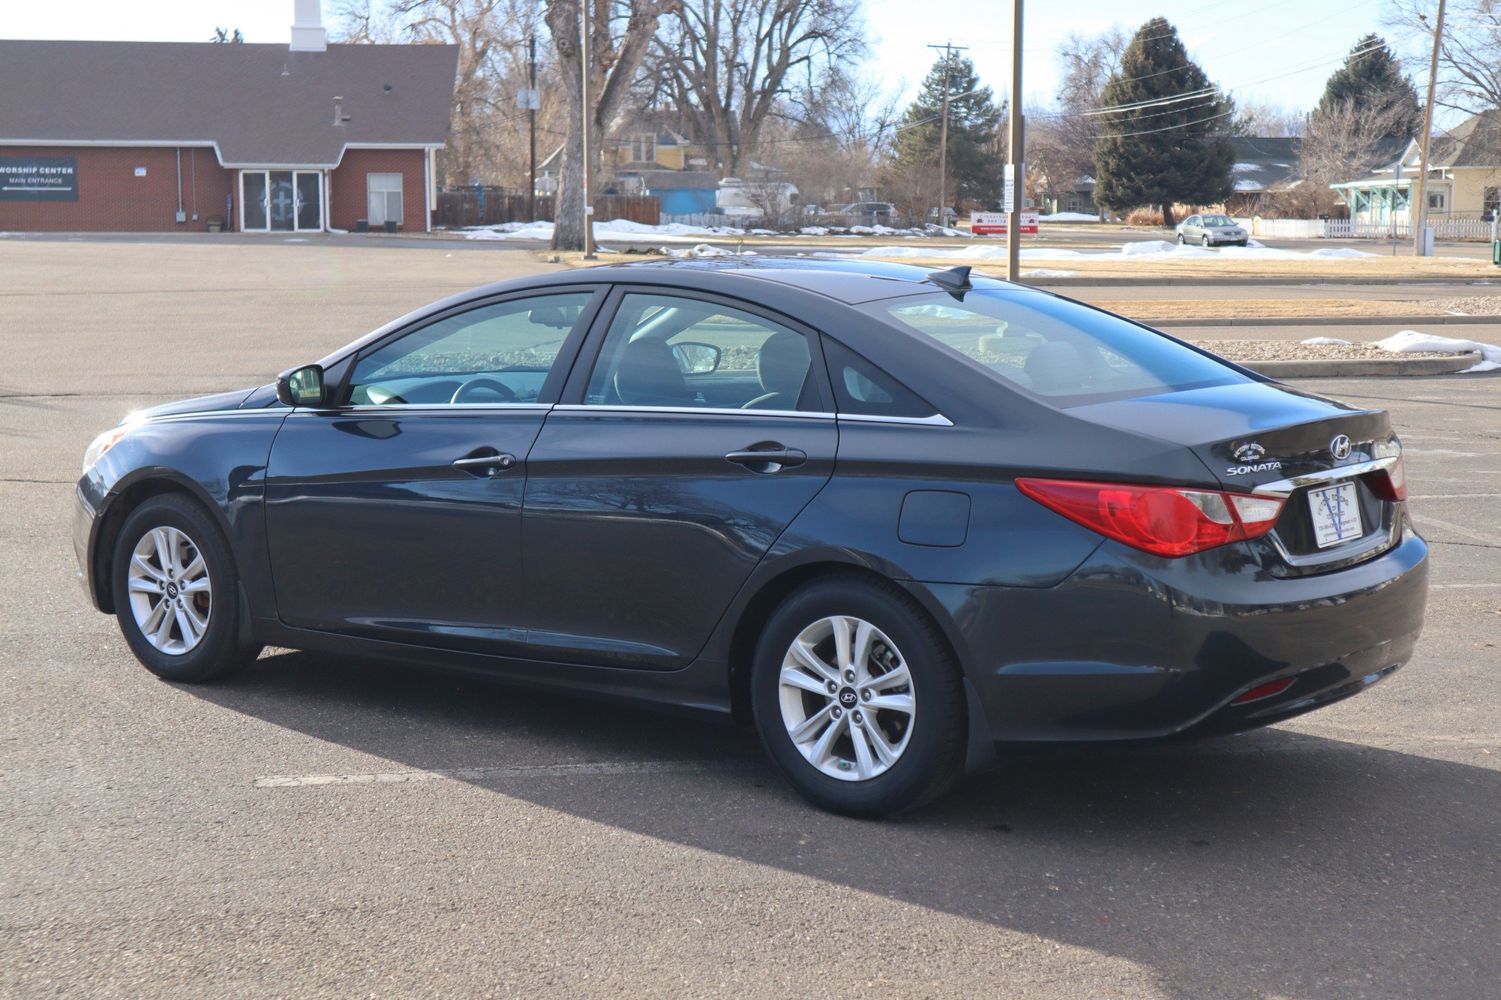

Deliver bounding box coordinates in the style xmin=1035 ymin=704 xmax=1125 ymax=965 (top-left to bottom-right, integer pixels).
xmin=1069 ymin=380 xmax=1404 ymax=572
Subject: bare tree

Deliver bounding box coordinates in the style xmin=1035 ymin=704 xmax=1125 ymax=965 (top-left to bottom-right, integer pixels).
xmin=1232 ymin=100 xmax=1306 ymax=138
xmin=1027 ymin=28 xmax=1127 ymax=214
xmin=1389 ymin=0 xmax=1501 ymax=114
xmin=1292 ymin=98 xmax=1418 ymax=216
xmin=544 ymin=0 xmax=672 ymax=251
xmin=647 ymin=0 xmax=865 ymax=176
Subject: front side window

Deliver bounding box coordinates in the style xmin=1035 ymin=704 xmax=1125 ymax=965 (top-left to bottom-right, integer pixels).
xmin=583 ymin=293 xmax=820 ymax=412
xmin=876 ymin=290 xmax=1249 ymax=406
xmin=348 ymin=293 xmax=592 ymax=406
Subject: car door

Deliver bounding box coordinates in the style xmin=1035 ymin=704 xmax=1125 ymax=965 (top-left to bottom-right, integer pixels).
xmin=263 ymin=286 xmax=603 ymax=655
xmin=519 ymin=287 xmax=838 ymax=669
xmin=1183 ymin=215 xmax=1201 ymax=240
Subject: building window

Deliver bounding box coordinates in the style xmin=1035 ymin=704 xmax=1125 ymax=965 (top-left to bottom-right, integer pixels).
xmin=1427 ymin=191 xmax=1445 ymax=211
xmin=1484 ymin=187 xmax=1499 ymax=220
xmin=367 ymin=173 xmax=403 ymax=226
xmin=629 ymin=134 xmax=656 ymax=164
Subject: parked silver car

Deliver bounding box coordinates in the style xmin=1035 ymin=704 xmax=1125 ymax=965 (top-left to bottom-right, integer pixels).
xmin=1176 ymin=213 xmax=1249 ymax=247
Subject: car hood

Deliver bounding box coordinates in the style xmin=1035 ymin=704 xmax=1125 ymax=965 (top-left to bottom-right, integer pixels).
xmin=134 ymin=384 xmax=276 ymax=421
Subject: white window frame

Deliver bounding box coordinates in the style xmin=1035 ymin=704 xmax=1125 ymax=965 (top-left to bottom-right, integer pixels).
xmin=367 ymin=172 xmax=404 ymax=227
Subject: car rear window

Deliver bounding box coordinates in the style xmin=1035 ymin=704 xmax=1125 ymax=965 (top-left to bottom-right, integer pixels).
xmin=877 ymin=290 xmax=1250 ymax=406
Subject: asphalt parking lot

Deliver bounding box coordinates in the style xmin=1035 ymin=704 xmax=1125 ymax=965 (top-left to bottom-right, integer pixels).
xmin=3 ymin=240 xmax=1499 ymax=998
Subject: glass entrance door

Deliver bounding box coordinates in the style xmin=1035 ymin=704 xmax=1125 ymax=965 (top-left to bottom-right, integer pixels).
xmin=295 ymin=172 xmax=321 ymax=230
xmin=241 ymin=170 xmax=322 ymax=231
xmin=243 ymin=172 xmax=268 ymax=230
xmin=268 ymin=172 xmax=295 ymax=231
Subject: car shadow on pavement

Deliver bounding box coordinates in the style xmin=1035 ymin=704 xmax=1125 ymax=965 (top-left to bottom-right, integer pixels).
xmin=190 ymin=648 xmax=1499 ymax=1000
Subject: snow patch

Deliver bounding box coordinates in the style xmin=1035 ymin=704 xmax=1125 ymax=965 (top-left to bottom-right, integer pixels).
xmin=1037 ymin=211 xmax=1099 ymax=222
xmin=1022 ymin=268 xmax=1079 ymax=277
xmin=463 ymin=219 xmax=749 ymax=243
xmin=1374 ymin=330 xmax=1501 ymax=373
xmin=663 ymin=243 xmax=757 ymax=258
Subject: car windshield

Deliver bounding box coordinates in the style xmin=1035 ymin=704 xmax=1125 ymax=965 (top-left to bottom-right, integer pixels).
xmin=1200 ymin=214 xmax=1235 ymax=226
xmin=875 ymin=289 xmax=1251 ymax=406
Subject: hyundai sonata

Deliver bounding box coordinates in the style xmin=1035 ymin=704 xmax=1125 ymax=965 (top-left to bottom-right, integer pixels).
xmin=75 ymin=259 xmax=1428 ymax=815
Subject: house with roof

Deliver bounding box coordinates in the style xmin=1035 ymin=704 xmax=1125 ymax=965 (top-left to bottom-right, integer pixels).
xmin=1225 ymin=137 xmax=1304 ymax=215
xmin=0 ymin=1 xmax=457 ymax=233
xmin=1331 ymin=112 xmax=1501 ymax=230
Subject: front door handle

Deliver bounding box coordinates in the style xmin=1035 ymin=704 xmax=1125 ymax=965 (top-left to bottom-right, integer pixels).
xmin=453 ymin=451 xmax=517 ymax=476
xmin=725 ymin=443 xmax=807 ymax=473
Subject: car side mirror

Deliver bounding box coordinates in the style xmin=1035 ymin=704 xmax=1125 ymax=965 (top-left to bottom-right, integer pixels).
xmin=672 ymin=342 xmax=721 ymax=375
xmin=276 ymin=364 xmax=327 ymax=407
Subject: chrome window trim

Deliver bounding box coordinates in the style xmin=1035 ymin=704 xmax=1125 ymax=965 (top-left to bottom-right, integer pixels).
xmin=552 ymin=404 xmax=953 ymax=426
xmin=553 ymin=404 xmax=836 ymax=420
xmin=837 ymin=412 xmax=954 ymax=427
xmin=1250 ymin=456 xmax=1398 ymax=498
xmin=334 ymin=403 xmax=553 ymax=412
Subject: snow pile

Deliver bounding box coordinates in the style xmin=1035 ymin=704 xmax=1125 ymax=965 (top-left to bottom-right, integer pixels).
xmin=463 ymin=219 xmax=748 ymax=242
xmin=1374 ymin=330 xmax=1501 ymax=373
xmin=1037 ymin=212 xmax=1099 ymax=222
xmin=1301 ymin=337 xmax=1353 ymax=346
xmin=1306 ymin=247 xmax=1377 ymax=259
xmin=663 ymin=244 xmax=757 ymax=258
xmin=799 ymin=226 xmax=830 ymax=236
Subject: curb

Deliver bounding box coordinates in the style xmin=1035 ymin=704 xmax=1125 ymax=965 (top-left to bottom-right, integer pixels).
xmin=1148 ymin=314 xmax=1501 ymax=328
xmin=1238 ymin=352 xmax=1483 ymax=378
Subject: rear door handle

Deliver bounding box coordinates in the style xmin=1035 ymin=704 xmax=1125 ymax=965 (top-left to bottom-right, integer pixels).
xmin=453 ymin=451 xmax=517 ymax=476
xmin=725 ymin=443 xmax=807 ymax=473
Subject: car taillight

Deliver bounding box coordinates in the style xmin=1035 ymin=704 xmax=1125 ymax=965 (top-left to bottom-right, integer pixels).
xmin=1367 ymin=456 xmax=1407 ymax=502
xmin=1015 ymin=478 xmax=1286 ymax=558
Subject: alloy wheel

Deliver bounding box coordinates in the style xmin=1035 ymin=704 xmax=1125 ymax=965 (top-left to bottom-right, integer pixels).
xmin=777 ymin=615 xmax=916 ymax=781
xmin=127 ymin=526 xmax=212 ymax=655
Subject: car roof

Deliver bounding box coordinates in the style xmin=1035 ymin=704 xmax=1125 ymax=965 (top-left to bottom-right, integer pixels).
xmin=515 ymin=257 xmax=1023 ymax=306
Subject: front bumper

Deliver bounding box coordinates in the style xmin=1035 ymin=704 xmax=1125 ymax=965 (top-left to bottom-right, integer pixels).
xmin=73 ymin=476 xmax=107 ymax=611
xmin=920 ymin=526 xmax=1428 ymax=745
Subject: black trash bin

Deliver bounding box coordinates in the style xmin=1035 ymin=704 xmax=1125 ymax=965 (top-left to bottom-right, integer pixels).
xmin=383 ymin=220 xmax=398 ymax=234
xmin=354 ymin=219 xmax=369 ymax=233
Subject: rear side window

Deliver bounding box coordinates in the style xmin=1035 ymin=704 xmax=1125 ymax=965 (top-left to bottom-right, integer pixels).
xmin=822 ymin=337 xmax=937 ymax=419
xmin=878 ymin=290 xmax=1248 ymax=406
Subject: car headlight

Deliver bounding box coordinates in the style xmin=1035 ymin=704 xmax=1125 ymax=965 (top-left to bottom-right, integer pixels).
xmin=82 ymin=426 xmax=130 ymax=473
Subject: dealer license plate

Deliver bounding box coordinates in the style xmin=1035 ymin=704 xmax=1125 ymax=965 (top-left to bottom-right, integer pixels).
xmin=1308 ymin=482 xmax=1363 ymax=548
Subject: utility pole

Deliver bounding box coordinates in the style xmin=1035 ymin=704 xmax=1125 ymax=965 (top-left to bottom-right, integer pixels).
xmin=580 ymin=2 xmax=595 ymax=259
xmin=528 ymin=34 xmax=537 ymax=222
xmin=927 ymin=42 xmax=967 ymax=228
xmin=1412 ymin=0 xmax=1445 ymax=257
xmin=1006 ymin=0 xmax=1024 ymax=282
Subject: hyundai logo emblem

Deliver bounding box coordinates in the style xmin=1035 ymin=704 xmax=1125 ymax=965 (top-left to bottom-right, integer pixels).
xmin=838 ymin=687 xmax=858 ymax=707
xmin=1232 ymin=441 xmax=1265 ymax=464
xmin=1330 ymin=434 xmax=1353 ymax=461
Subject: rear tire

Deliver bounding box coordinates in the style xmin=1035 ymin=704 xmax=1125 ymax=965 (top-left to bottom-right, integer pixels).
xmin=111 ymin=494 xmax=260 ymax=683
xmin=1177 ymin=233 xmax=1185 ymax=244
xmin=750 ymin=577 xmax=966 ymax=817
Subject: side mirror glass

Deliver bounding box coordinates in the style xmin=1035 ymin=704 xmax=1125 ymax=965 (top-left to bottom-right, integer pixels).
xmin=672 ymin=341 xmax=721 ymax=375
xmin=276 ymin=364 xmax=326 ymax=407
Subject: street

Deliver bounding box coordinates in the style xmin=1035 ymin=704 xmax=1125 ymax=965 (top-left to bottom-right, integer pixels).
xmin=3 ymin=240 xmax=1499 ymax=998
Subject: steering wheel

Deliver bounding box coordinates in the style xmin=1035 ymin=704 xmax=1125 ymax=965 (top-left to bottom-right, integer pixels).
xmin=450 ymin=377 xmax=517 ymax=404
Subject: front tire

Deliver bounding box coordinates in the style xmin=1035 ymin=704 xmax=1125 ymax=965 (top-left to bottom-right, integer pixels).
xmin=111 ymin=494 xmax=260 ymax=683
xmin=750 ymin=577 xmax=966 ymax=817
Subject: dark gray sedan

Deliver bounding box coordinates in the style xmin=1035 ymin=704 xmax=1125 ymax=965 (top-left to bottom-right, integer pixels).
xmin=74 ymin=259 xmax=1427 ymax=816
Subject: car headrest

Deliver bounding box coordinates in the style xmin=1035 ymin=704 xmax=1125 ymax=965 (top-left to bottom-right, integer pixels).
xmin=614 ymin=338 xmax=692 ymax=406
xmin=756 ymin=331 xmax=810 ymax=395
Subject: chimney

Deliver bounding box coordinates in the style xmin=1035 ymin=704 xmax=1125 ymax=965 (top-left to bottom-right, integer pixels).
xmin=290 ymin=0 xmax=326 ymax=52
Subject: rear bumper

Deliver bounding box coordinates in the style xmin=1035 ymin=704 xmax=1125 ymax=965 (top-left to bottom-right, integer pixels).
xmin=918 ymin=524 xmax=1428 ymax=746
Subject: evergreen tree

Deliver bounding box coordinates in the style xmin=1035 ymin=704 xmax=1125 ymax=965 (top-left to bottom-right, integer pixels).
xmin=888 ymin=55 xmax=1004 ymax=210
xmin=1313 ymin=34 xmax=1421 ymax=141
xmin=1091 ymin=18 xmax=1233 ymax=225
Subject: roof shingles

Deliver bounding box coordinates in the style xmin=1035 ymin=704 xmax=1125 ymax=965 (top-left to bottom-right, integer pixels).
xmin=0 ymin=40 xmax=457 ymax=167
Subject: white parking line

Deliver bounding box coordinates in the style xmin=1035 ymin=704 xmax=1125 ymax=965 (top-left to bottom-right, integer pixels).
xmin=1413 ymin=513 xmax=1501 ymax=548
xmin=1431 ymin=583 xmax=1501 ymax=590
xmin=1409 ymin=492 xmax=1501 ymax=500
xmin=254 ymin=759 xmax=760 ymax=788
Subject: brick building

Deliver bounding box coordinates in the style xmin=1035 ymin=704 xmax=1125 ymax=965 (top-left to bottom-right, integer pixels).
xmin=0 ymin=2 xmax=456 ymax=233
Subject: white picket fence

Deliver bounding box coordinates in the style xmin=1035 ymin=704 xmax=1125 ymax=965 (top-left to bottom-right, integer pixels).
xmin=1321 ymin=217 xmax=1495 ymax=241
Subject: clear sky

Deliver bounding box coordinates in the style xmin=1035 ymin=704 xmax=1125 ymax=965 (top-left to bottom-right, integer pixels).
xmin=3 ymin=0 xmax=1429 ymax=118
